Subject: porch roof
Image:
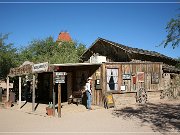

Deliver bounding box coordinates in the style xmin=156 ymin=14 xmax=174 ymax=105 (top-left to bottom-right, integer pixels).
xmin=50 ymin=63 xmax=102 ymax=72
xmin=51 ymin=63 xmax=102 ymax=67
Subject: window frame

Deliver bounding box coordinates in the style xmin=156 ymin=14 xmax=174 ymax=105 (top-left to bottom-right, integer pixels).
xmin=106 ymin=68 xmax=119 ymax=91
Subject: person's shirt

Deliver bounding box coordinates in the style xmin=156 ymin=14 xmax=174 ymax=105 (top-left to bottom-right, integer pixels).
xmin=85 ymin=81 xmax=91 ymax=93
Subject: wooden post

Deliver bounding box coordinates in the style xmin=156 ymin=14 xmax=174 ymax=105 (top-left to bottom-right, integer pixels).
xmin=19 ymin=76 xmax=21 ymax=108
xmin=32 ymin=74 xmax=35 ymax=112
xmin=0 ymin=87 xmax=2 ymax=102
xmin=58 ymin=83 xmax=61 ymax=118
xmin=6 ymin=76 xmax=9 ymax=102
xmin=53 ymin=87 xmax=55 ymax=117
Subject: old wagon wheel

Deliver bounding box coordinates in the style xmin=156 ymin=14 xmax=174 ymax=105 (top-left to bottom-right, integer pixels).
xmin=136 ymin=88 xmax=147 ymax=104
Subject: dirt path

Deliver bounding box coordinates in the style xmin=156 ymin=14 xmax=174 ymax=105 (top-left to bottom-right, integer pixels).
xmin=0 ymin=100 xmax=179 ymax=135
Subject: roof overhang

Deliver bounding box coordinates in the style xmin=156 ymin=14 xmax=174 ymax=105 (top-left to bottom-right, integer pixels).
xmin=51 ymin=63 xmax=102 ymax=67
xmin=50 ymin=63 xmax=102 ymax=72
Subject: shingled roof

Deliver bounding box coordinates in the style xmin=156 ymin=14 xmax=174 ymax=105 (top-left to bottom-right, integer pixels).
xmin=80 ymin=37 xmax=178 ymax=66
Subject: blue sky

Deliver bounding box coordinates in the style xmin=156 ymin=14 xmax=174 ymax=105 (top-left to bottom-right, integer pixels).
xmin=0 ymin=1 xmax=179 ymax=59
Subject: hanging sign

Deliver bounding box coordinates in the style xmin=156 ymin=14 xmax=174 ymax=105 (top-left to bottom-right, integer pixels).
xmin=32 ymin=62 xmax=48 ymax=73
xmin=53 ymin=72 xmax=67 ymax=84
xmin=0 ymin=82 xmax=13 ymax=89
xmin=9 ymin=64 xmax=32 ymax=76
xmin=122 ymin=74 xmax=131 ymax=80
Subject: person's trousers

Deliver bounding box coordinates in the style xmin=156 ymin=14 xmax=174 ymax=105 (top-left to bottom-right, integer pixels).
xmin=86 ymin=91 xmax=92 ymax=109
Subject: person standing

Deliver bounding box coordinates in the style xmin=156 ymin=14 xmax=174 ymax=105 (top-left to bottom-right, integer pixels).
xmin=85 ymin=77 xmax=92 ymax=110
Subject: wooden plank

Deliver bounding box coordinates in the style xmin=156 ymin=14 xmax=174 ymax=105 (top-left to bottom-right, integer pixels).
xmin=101 ymin=64 xmax=106 ymax=106
xmin=19 ymin=76 xmax=21 ymax=109
xmin=67 ymin=73 xmax=72 ymax=99
xmin=99 ymin=90 xmax=102 ymax=106
xmin=141 ymin=64 xmax=146 ymax=72
xmin=58 ymin=83 xmax=61 ymax=118
xmin=159 ymin=64 xmax=163 ymax=90
xmin=102 ymin=64 xmax=106 ymax=94
xmin=144 ymin=64 xmax=147 ymax=90
xmin=49 ymin=73 xmax=53 ymax=100
xmin=53 ymin=85 xmax=55 ymax=117
xmin=118 ymin=64 xmax=122 ymax=92
xmin=129 ymin=64 xmax=132 ymax=92
xmin=97 ymin=90 xmax=99 ymax=105
xmin=32 ymin=74 xmax=35 ymax=112
xmin=96 ymin=90 xmax=98 ymax=105
xmin=91 ymin=74 xmax=93 ymax=105
xmin=132 ymin=64 xmax=136 ymax=74
xmin=6 ymin=77 xmax=9 ymax=102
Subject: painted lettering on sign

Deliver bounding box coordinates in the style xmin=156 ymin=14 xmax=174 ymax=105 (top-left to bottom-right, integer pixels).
xmin=9 ymin=64 xmax=32 ymax=76
xmin=122 ymin=74 xmax=131 ymax=80
xmin=53 ymin=72 xmax=67 ymax=84
xmin=32 ymin=62 xmax=48 ymax=73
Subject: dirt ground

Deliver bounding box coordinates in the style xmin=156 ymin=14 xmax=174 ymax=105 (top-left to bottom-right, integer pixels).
xmin=0 ymin=99 xmax=179 ymax=135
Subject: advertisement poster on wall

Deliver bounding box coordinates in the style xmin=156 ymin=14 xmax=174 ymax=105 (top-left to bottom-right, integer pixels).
xmin=137 ymin=72 xmax=144 ymax=82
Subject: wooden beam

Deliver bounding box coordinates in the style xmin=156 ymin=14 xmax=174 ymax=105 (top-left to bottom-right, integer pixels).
xmin=6 ymin=76 xmax=9 ymax=102
xmin=58 ymin=83 xmax=61 ymax=118
xmin=53 ymin=87 xmax=55 ymax=117
xmin=32 ymin=74 xmax=35 ymax=112
xmin=19 ymin=76 xmax=21 ymax=109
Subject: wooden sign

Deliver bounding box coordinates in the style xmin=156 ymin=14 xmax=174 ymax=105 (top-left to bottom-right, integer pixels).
xmin=32 ymin=62 xmax=48 ymax=73
xmin=122 ymin=74 xmax=131 ymax=80
xmin=104 ymin=93 xmax=115 ymax=109
xmin=137 ymin=72 xmax=144 ymax=82
xmin=9 ymin=64 xmax=32 ymax=76
xmin=0 ymin=82 xmax=13 ymax=89
xmin=53 ymin=72 xmax=67 ymax=84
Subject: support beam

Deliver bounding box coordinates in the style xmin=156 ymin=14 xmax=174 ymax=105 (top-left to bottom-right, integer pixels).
xmin=58 ymin=83 xmax=61 ymax=118
xmin=53 ymin=89 xmax=55 ymax=117
xmin=32 ymin=74 xmax=35 ymax=112
xmin=0 ymin=87 xmax=2 ymax=102
xmin=19 ymin=76 xmax=21 ymax=109
xmin=6 ymin=76 xmax=9 ymax=102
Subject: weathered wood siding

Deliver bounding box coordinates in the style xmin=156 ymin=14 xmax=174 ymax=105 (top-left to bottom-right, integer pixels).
xmin=91 ymin=67 xmax=103 ymax=106
xmin=104 ymin=62 xmax=162 ymax=93
xmin=99 ymin=62 xmax=163 ymax=105
xmin=72 ymin=65 xmax=102 ymax=106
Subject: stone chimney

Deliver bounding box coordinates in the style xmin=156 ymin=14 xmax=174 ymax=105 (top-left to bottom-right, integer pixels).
xmin=56 ymin=31 xmax=72 ymax=42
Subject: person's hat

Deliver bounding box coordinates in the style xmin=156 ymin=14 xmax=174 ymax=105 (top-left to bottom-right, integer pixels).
xmin=88 ymin=77 xmax=92 ymax=80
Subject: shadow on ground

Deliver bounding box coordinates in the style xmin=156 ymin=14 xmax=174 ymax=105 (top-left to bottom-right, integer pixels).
xmin=112 ymin=102 xmax=180 ymax=132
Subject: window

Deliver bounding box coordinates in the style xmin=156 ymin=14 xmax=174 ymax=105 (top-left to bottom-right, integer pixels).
xmin=107 ymin=68 xmax=118 ymax=91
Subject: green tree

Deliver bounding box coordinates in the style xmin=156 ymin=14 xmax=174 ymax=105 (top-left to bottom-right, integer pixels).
xmin=19 ymin=36 xmax=55 ymax=63
xmin=18 ymin=36 xmax=87 ymax=64
xmin=162 ymin=14 xmax=180 ymax=49
xmin=0 ymin=33 xmax=18 ymax=79
xmin=51 ymin=41 xmax=87 ymax=63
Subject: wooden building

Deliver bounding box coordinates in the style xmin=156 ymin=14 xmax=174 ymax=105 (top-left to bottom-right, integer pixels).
xmin=6 ymin=38 xmax=180 ymax=110
xmin=79 ymin=38 xmax=180 ymax=106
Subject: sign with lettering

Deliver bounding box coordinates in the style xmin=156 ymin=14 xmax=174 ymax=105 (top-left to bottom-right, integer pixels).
xmin=53 ymin=72 xmax=67 ymax=84
xmin=0 ymin=82 xmax=13 ymax=89
xmin=122 ymin=74 xmax=131 ymax=80
xmin=9 ymin=64 xmax=32 ymax=76
xmin=32 ymin=62 xmax=48 ymax=73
